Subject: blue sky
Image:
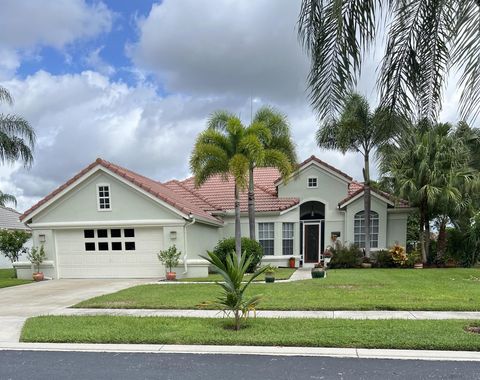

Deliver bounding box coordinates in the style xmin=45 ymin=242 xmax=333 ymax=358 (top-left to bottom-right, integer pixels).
xmin=0 ymin=0 xmax=464 ymax=212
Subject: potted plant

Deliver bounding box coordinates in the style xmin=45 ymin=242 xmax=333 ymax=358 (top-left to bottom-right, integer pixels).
xmin=157 ymin=245 xmax=182 ymax=280
xmin=27 ymin=245 xmax=46 ymax=281
xmin=361 ymin=256 xmax=372 ymax=268
xmin=414 ymin=257 xmax=424 ymax=269
xmin=288 ymin=256 xmax=296 ymax=268
xmin=264 ymin=265 xmax=276 ymax=283
xmin=311 ymin=262 xmax=326 ymax=278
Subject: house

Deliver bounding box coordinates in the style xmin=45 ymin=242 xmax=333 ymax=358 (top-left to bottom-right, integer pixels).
xmin=15 ymin=155 xmax=412 ymax=279
xmin=0 ymin=206 xmax=32 ymax=268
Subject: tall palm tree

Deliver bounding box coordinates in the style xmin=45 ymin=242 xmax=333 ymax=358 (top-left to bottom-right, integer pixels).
xmin=298 ymin=1 xmax=480 ymax=122
xmin=190 ymin=111 xmax=267 ymax=260
xmin=0 ymin=85 xmax=35 ymax=206
xmin=379 ymin=121 xmax=477 ymax=262
xmin=317 ymin=93 xmax=398 ymax=257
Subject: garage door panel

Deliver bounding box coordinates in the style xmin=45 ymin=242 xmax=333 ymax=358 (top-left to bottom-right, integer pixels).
xmin=56 ymin=227 xmax=165 ymax=278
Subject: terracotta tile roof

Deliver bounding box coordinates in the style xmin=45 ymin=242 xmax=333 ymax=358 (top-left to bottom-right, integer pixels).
xmin=180 ymin=169 xmax=299 ymax=213
xmin=339 ymin=183 xmax=410 ymax=208
xmin=275 ymin=155 xmax=353 ymax=184
xmin=21 ymin=158 xmax=222 ymax=224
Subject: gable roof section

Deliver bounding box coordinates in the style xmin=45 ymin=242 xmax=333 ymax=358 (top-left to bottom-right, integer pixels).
xmin=275 ymin=155 xmax=353 ymax=185
xmin=0 ymin=206 xmax=30 ymax=230
xmin=20 ymin=158 xmax=222 ymax=224
xmin=339 ymin=183 xmax=410 ymax=208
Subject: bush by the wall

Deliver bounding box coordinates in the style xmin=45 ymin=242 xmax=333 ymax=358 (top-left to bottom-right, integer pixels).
xmin=328 ymin=243 xmax=363 ymax=268
xmin=211 ymin=237 xmax=263 ymax=273
xmin=371 ymin=249 xmax=396 ymax=268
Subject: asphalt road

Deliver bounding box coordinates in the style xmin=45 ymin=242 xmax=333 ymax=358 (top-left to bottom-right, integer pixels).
xmin=0 ymin=351 xmax=479 ymax=380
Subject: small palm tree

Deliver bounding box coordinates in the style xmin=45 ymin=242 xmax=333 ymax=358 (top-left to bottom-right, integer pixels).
xmin=317 ymin=93 xmax=399 ymax=257
xmin=190 ymin=111 xmax=266 ymax=260
xmin=0 ymin=85 xmax=35 ymax=206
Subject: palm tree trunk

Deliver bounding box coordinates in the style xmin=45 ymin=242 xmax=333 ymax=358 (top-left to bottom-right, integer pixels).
xmin=436 ymin=216 xmax=448 ymax=264
xmin=419 ymin=202 xmax=428 ymax=263
xmin=248 ymin=165 xmax=256 ymax=241
xmin=234 ymin=182 xmax=242 ymax=262
xmin=424 ymin=214 xmax=430 ymax=261
xmin=363 ymin=154 xmax=371 ymax=257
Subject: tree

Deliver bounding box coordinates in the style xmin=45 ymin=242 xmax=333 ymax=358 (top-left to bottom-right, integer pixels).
xmin=190 ymin=111 xmax=266 ymax=260
xmin=0 ymin=85 xmax=35 ymax=206
xmin=298 ymin=1 xmax=480 ymax=122
xmin=317 ymin=93 xmax=398 ymax=256
xmin=0 ymin=229 xmax=31 ymax=264
xmin=213 ymin=106 xmax=297 ymax=241
xmin=379 ymin=121 xmax=477 ymax=262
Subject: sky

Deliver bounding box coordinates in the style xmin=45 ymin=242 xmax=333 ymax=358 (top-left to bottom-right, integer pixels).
xmin=0 ymin=0 xmax=468 ymax=213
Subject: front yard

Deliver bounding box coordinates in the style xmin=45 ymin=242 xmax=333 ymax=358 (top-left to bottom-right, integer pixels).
xmin=0 ymin=268 xmax=31 ymax=289
xmin=75 ymin=268 xmax=480 ymax=311
xmin=179 ymin=267 xmax=295 ymax=282
xmin=21 ymin=316 xmax=480 ymax=351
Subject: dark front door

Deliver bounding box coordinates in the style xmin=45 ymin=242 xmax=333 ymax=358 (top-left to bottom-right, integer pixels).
xmin=304 ymin=224 xmax=320 ymax=263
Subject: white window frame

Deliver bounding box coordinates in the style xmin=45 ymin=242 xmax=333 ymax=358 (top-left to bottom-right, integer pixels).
xmin=83 ymin=228 xmax=136 ymax=252
xmin=97 ymin=183 xmax=112 ymax=211
xmin=258 ymin=222 xmax=275 ymax=255
xmin=354 ymin=211 xmax=379 ymax=248
xmin=282 ymin=222 xmax=294 ymax=256
xmin=307 ymin=177 xmax=318 ymax=188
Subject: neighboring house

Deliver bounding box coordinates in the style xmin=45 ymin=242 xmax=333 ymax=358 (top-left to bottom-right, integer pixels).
xmin=0 ymin=206 xmax=32 ymax=268
xmin=16 ymin=156 xmax=412 ymax=279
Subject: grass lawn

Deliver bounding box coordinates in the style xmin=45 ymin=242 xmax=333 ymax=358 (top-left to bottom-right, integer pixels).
xmin=0 ymin=268 xmax=31 ymax=289
xmin=179 ymin=267 xmax=295 ymax=282
xmin=75 ymin=268 xmax=480 ymax=311
xmin=21 ymin=316 xmax=480 ymax=351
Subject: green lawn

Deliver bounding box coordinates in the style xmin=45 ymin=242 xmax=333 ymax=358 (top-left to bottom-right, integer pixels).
xmin=0 ymin=268 xmax=31 ymax=289
xmin=75 ymin=268 xmax=480 ymax=311
xmin=21 ymin=316 xmax=480 ymax=351
xmin=179 ymin=267 xmax=295 ymax=282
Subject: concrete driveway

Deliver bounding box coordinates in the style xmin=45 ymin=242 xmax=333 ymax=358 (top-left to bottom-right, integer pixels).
xmin=0 ymin=279 xmax=150 ymax=343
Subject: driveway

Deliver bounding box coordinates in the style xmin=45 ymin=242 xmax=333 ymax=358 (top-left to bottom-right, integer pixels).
xmin=0 ymin=279 xmax=150 ymax=343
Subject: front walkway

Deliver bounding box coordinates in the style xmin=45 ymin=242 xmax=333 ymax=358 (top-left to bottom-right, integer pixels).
xmin=49 ymin=308 xmax=480 ymax=320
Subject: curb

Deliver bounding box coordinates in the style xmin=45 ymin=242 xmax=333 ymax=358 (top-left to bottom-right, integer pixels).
xmin=1 ymin=343 xmax=479 ymax=362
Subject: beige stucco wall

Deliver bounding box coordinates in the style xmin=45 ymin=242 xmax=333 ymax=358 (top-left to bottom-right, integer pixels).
xmin=387 ymin=211 xmax=409 ymax=248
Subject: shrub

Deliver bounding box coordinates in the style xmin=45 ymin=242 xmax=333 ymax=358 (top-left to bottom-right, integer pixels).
xmin=371 ymin=250 xmax=395 ymax=268
xmin=328 ymin=243 xmax=363 ymax=268
xmin=157 ymin=245 xmax=182 ymax=272
xmin=390 ymin=244 xmax=408 ymax=266
xmin=212 ymin=237 xmax=263 ymax=273
xmin=27 ymin=245 xmax=46 ymax=273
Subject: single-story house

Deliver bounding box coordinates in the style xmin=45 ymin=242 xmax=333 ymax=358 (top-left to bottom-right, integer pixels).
xmin=0 ymin=206 xmax=32 ymax=268
xmin=15 ymin=155 xmax=412 ymax=279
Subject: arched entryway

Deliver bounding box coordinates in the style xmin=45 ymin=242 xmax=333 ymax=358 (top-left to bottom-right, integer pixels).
xmin=300 ymin=201 xmax=325 ymax=265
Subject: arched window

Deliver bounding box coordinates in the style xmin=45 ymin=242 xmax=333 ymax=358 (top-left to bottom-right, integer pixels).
xmin=354 ymin=211 xmax=379 ymax=248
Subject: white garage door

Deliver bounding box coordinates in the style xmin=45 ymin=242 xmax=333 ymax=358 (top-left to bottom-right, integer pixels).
xmin=56 ymin=227 xmax=165 ymax=278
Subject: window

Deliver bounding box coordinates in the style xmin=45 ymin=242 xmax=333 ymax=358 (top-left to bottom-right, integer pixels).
xmin=98 ymin=242 xmax=109 ymax=251
xmin=85 ymin=242 xmax=95 ymax=251
xmin=307 ymin=177 xmax=318 ymax=188
xmin=125 ymin=242 xmax=136 ymax=251
xmin=97 ymin=184 xmax=111 ymax=210
xmin=111 ymin=229 xmax=121 ymax=238
xmin=124 ymin=229 xmax=135 ymax=238
xmin=259 ymin=222 xmax=274 ymax=255
xmin=112 ymin=242 xmax=122 ymax=251
xmin=282 ymin=223 xmax=294 ymax=256
xmin=354 ymin=211 xmax=379 ymax=248
xmin=84 ymin=230 xmax=94 ymax=238
xmin=97 ymin=229 xmax=108 ymax=238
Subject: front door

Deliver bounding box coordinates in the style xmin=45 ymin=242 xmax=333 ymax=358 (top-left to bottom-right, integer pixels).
xmin=304 ymin=223 xmax=320 ymax=263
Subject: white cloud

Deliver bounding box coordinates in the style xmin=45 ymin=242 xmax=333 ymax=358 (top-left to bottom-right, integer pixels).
xmin=84 ymin=46 xmax=116 ymax=76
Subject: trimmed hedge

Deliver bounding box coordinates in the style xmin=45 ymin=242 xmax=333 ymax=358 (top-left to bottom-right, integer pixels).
xmin=211 ymin=237 xmax=263 ymax=273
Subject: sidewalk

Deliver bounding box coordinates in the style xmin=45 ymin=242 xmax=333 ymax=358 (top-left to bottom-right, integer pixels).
xmin=1 ymin=342 xmax=480 ymax=362
xmin=49 ymin=308 xmax=480 ymax=320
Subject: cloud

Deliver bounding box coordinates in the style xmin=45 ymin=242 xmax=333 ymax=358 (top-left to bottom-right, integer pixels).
xmin=130 ymin=0 xmax=309 ymax=104
xmin=84 ymin=46 xmax=116 ymax=76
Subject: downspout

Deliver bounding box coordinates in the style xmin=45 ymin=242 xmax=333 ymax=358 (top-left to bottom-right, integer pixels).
xmin=183 ymin=214 xmax=196 ymax=274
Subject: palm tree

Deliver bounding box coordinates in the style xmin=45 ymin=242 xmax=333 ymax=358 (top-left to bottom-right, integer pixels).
xmin=317 ymin=93 xmax=398 ymax=257
xmin=298 ymin=1 xmax=480 ymax=122
xmin=0 ymin=85 xmax=35 ymax=206
xmin=379 ymin=121 xmax=477 ymax=262
xmin=190 ymin=111 xmax=266 ymax=260
xmin=246 ymin=107 xmax=297 ymax=241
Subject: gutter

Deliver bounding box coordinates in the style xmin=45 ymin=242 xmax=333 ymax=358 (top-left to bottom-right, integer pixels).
xmin=183 ymin=214 xmax=196 ymax=275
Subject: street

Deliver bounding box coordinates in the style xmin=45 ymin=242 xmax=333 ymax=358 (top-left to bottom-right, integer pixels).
xmin=0 ymin=350 xmax=479 ymax=379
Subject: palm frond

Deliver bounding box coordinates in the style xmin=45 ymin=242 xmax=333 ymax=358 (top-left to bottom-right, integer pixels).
xmin=0 ymin=86 xmax=13 ymax=105
xmin=0 ymin=192 xmax=16 ymax=207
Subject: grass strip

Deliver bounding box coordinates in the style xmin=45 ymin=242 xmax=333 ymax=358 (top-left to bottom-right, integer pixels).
xmin=0 ymin=268 xmax=31 ymax=289
xmin=75 ymin=268 xmax=480 ymax=311
xmin=21 ymin=316 xmax=480 ymax=351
